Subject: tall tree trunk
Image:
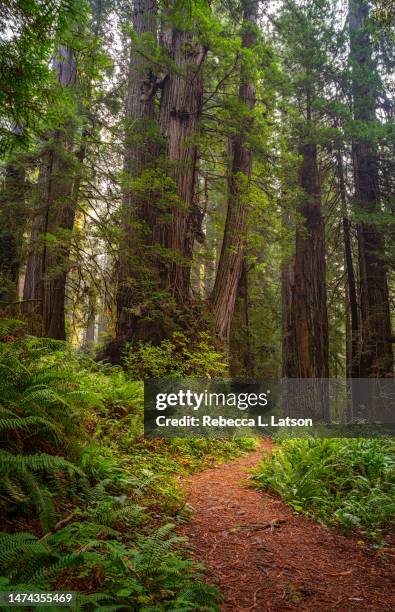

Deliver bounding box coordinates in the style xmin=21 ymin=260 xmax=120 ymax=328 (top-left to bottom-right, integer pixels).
xmin=336 ymin=150 xmax=360 ymax=378
xmin=291 ymin=140 xmax=329 ymax=378
xmin=230 ymin=260 xmax=253 ymax=376
xmin=282 ymin=138 xmax=329 ymax=420
xmin=211 ymin=0 xmax=257 ymax=341
xmin=0 ymin=157 xmax=25 ymax=312
xmin=349 ymin=0 xmax=393 ymax=377
xmin=281 ymin=197 xmax=297 ymax=378
xmin=159 ymin=4 xmax=206 ymax=300
xmin=22 ymin=152 xmax=52 ymax=334
xmin=115 ymin=0 xmax=159 ymax=345
xmin=42 ymin=125 xmax=76 ymax=339
xmin=22 ymin=46 xmax=77 ymax=339
xmin=281 ymin=255 xmax=297 ymax=377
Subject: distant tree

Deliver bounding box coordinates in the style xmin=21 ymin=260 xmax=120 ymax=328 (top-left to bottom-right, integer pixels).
xmin=348 ymin=0 xmax=393 ymax=377
xmin=279 ymin=0 xmax=329 ymax=379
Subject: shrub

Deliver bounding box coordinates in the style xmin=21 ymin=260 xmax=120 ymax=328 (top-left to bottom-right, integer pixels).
xmin=122 ymin=332 xmax=227 ymax=378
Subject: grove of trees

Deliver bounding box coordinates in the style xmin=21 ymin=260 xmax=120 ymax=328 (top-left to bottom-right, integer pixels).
xmin=1 ymin=0 xmax=394 ymax=379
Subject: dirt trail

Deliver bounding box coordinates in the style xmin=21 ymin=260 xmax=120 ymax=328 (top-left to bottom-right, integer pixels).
xmin=178 ymin=442 xmax=394 ymax=611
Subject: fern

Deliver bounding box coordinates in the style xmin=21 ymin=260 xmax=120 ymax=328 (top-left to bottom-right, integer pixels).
xmin=29 ymin=552 xmax=94 ymax=584
xmin=23 ymin=472 xmax=57 ymax=534
xmin=74 ymin=593 xmax=124 ymax=610
xmin=0 ymin=533 xmax=49 ymax=565
xmin=0 ymin=450 xmax=83 ymax=475
xmin=135 ymin=524 xmax=185 ymax=574
xmin=176 ymin=583 xmax=222 ymax=610
xmin=0 ymin=451 xmax=83 ymax=532
xmin=0 ymin=339 xmax=222 ymax=611
xmin=20 ymin=386 xmax=70 ymax=408
xmin=86 ymin=500 xmax=145 ymax=528
xmin=0 ymin=319 xmax=26 ymax=337
xmin=46 ymin=522 xmax=120 ymax=548
xmin=0 ymin=415 xmax=59 ymax=436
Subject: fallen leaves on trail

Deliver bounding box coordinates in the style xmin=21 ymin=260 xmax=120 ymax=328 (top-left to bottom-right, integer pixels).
xmin=179 ymin=441 xmax=395 ymax=611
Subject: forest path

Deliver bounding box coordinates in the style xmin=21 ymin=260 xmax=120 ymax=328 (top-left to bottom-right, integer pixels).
xmin=178 ymin=441 xmax=394 ymax=611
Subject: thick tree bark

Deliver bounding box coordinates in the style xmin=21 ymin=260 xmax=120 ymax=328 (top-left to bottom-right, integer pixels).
xmin=115 ymin=0 xmax=159 ymax=344
xmin=282 ymin=139 xmax=329 ymax=419
xmin=42 ymin=127 xmax=76 ymax=339
xmin=22 ymin=47 xmax=77 ymax=339
xmin=202 ymin=176 xmax=217 ymax=298
xmin=281 ymin=197 xmax=297 ymax=378
xmin=291 ymin=141 xmax=329 ymax=379
xmin=159 ymin=10 xmax=206 ymax=300
xmin=22 ymin=153 xmax=52 ymax=334
xmin=349 ymin=0 xmax=393 ymax=377
xmin=211 ymin=0 xmax=257 ymax=341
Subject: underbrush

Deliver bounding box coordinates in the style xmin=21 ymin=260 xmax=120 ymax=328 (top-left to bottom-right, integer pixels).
xmin=253 ymin=438 xmax=395 ymax=540
xmin=0 ymin=323 xmax=252 ymax=610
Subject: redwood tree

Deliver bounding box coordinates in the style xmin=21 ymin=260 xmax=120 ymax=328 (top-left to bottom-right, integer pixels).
xmin=291 ymin=139 xmax=329 ymax=378
xmin=115 ymin=0 xmax=159 ymax=343
xmin=159 ymin=2 xmax=207 ymax=300
xmin=349 ymin=0 xmax=393 ymax=377
xmin=23 ymin=46 xmax=78 ymax=338
xmin=211 ymin=0 xmax=258 ymax=342
xmin=280 ymin=0 xmax=329 ymax=380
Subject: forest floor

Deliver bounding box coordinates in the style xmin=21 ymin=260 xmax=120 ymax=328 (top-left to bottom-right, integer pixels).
xmin=178 ymin=440 xmax=395 ymax=611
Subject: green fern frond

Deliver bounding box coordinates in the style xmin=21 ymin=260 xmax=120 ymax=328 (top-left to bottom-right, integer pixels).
xmin=0 ymin=450 xmax=84 ymax=475
xmin=87 ymin=500 xmax=145 ymax=528
xmin=22 ymin=472 xmax=57 ymax=533
xmin=0 ymin=416 xmax=59 ymax=435
xmin=177 ymin=583 xmax=222 ymax=608
xmin=0 ymin=405 xmax=17 ymax=416
xmin=64 ymin=389 xmax=104 ymax=408
xmin=20 ymin=387 xmax=70 ymax=409
xmin=47 ymin=522 xmax=120 ymax=547
xmin=0 ymin=533 xmax=49 ymax=565
xmin=1 ymin=476 xmax=29 ymax=502
xmin=0 ymin=532 xmax=37 ymax=548
xmin=135 ymin=524 xmax=186 ymax=574
xmin=83 ymin=480 xmax=112 ymax=503
xmin=0 ymin=319 xmax=26 ymax=337
xmin=30 ymin=552 xmax=98 ymax=584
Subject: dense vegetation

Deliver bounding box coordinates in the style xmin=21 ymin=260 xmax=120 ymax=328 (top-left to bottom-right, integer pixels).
xmin=0 ymin=320 xmax=253 ymax=609
xmin=253 ymin=438 xmax=395 ymax=539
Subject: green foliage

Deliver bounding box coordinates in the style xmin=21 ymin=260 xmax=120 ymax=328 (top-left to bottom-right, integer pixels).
xmin=122 ymin=332 xmax=227 ymax=378
xmin=0 ymin=0 xmax=87 ymax=152
xmin=0 ymin=318 xmax=26 ymax=337
xmin=253 ymin=438 xmax=395 ymax=538
xmin=0 ymin=335 xmax=250 ymax=608
xmin=0 ymin=523 xmax=221 ymax=610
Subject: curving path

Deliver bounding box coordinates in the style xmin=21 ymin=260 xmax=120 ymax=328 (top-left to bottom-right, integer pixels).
xmin=179 ymin=442 xmax=394 ymax=611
